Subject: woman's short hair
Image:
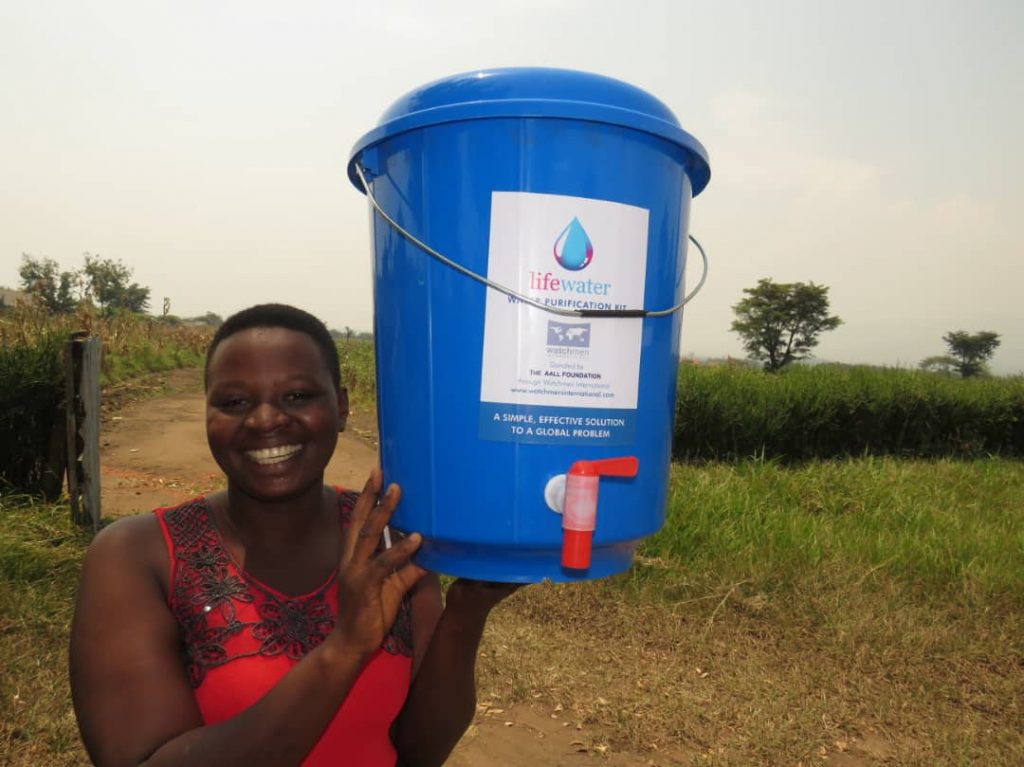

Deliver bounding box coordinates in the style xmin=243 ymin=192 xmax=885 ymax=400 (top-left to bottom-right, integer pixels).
xmin=204 ymin=304 xmax=341 ymax=392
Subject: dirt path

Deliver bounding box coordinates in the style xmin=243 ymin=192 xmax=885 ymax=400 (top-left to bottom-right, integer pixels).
xmin=99 ymin=368 xmax=379 ymax=516
xmin=97 ymin=368 xmax=673 ymax=766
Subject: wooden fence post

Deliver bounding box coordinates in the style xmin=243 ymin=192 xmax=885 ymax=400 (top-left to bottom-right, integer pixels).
xmin=65 ymin=333 xmax=102 ymax=528
xmin=64 ymin=334 xmax=82 ymax=524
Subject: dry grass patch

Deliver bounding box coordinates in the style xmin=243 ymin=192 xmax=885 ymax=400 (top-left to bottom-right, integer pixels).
xmin=477 ymin=574 xmax=1023 ymax=766
xmin=475 ymin=458 xmax=1024 ymax=766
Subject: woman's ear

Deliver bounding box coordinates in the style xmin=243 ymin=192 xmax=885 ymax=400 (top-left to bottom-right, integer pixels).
xmin=337 ymin=385 xmax=350 ymax=432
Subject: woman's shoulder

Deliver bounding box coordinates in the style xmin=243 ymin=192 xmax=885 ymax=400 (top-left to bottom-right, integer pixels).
xmin=89 ymin=511 xmax=162 ymax=554
xmin=84 ymin=501 xmax=198 ymax=585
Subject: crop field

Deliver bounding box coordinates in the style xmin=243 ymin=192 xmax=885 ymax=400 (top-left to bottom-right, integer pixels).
xmin=335 ymin=339 xmax=1024 ymax=461
xmin=675 ymin=362 xmax=1024 ymax=461
xmin=336 ymin=336 xmax=377 ymax=406
xmin=0 ymin=303 xmax=211 ymax=384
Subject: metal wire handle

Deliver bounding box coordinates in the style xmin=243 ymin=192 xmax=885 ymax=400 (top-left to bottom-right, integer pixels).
xmin=355 ymin=163 xmax=708 ymax=319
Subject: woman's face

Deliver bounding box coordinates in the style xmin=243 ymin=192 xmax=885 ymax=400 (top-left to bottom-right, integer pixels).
xmin=205 ymin=327 xmax=344 ymax=502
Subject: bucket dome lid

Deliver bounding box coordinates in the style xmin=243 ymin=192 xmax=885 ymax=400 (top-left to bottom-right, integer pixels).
xmin=348 ymin=67 xmax=710 ymax=196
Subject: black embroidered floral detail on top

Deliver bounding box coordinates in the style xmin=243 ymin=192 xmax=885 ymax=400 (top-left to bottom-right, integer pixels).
xmin=163 ymin=495 xmax=413 ymax=687
xmin=252 ymin=597 xmax=335 ymax=659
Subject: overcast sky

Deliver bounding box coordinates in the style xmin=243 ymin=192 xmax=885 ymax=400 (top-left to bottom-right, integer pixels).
xmin=2 ymin=0 xmax=1021 ymax=373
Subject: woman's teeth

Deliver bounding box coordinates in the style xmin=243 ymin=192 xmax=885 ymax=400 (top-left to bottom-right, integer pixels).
xmin=245 ymin=445 xmax=302 ymax=465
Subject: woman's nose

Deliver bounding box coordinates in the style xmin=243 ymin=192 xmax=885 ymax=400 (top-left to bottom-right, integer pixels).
xmin=244 ymin=402 xmax=287 ymax=431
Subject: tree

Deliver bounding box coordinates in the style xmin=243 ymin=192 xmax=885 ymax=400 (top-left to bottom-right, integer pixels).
xmin=18 ymin=254 xmax=78 ymax=313
xmin=942 ymin=331 xmax=1000 ymax=378
xmin=190 ymin=312 xmax=223 ymax=327
xmin=82 ymin=254 xmax=150 ymax=314
xmin=918 ymin=355 xmax=958 ymax=377
xmin=731 ymin=278 xmax=842 ymax=372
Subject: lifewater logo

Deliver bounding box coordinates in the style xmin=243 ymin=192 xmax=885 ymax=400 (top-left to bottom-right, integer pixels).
xmin=516 ymin=215 xmax=614 ymax=308
xmin=553 ymin=217 xmax=593 ymax=271
xmin=509 ymin=213 xmax=622 ymax=311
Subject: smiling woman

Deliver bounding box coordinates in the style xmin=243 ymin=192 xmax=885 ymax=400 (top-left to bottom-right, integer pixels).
xmin=69 ymin=303 xmax=520 ymax=767
xmin=205 ymin=323 xmax=346 ymax=505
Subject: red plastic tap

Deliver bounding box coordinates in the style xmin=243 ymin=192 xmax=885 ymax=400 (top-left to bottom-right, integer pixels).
xmin=562 ymin=456 xmax=639 ymax=570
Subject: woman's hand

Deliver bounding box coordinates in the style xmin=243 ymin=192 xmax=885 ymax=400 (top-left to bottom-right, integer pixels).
xmin=332 ymin=470 xmax=427 ymax=658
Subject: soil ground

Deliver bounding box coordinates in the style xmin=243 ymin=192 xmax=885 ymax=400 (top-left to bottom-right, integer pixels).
xmin=99 ymin=368 xmax=377 ymax=515
xmin=97 ymin=368 xmax=673 ymax=766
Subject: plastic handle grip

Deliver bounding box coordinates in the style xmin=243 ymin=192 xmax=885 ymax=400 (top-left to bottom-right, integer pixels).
xmin=568 ymin=457 xmax=639 ymax=478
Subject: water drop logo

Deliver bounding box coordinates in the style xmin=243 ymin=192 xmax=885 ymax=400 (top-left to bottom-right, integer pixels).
xmin=553 ymin=217 xmax=594 ymax=271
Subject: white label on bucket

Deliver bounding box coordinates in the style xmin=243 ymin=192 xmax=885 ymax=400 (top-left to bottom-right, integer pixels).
xmin=479 ymin=192 xmax=648 ymax=446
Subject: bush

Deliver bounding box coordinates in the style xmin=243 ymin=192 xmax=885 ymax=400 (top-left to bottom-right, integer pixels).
xmin=0 ymin=304 xmax=212 ymax=495
xmin=674 ymin=363 xmax=1024 ymax=461
xmin=0 ymin=335 xmax=65 ymax=495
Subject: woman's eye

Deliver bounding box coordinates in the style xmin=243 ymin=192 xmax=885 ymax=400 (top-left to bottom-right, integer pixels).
xmin=284 ymin=391 xmax=316 ymax=404
xmin=217 ymin=397 xmax=249 ymax=411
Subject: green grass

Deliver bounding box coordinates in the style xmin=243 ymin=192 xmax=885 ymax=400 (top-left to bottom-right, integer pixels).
xmin=481 ymin=458 xmax=1024 ymax=766
xmin=4 ymin=458 xmax=1023 ymax=766
xmin=641 ymin=457 xmax=1024 ymax=606
xmin=0 ymin=495 xmax=92 ymax=766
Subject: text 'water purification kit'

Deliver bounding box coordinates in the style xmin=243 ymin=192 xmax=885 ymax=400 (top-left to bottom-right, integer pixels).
xmin=348 ymin=67 xmax=711 ymax=583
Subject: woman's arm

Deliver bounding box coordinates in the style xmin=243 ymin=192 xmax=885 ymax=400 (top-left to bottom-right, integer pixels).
xmin=71 ymin=475 xmax=424 ymax=767
xmin=391 ymin=580 xmax=521 ymax=767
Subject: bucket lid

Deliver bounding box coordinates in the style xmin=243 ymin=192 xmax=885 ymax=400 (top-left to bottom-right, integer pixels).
xmin=348 ymin=67 xmax=710 ymax=196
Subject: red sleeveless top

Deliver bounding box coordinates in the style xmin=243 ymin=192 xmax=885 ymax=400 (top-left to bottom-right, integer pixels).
xmin=155 ymin=493 xmax=412 ymax=766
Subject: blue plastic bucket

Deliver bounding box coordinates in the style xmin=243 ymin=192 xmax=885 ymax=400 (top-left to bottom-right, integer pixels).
xmin=348 ymin=68 xmax=710 ymax=583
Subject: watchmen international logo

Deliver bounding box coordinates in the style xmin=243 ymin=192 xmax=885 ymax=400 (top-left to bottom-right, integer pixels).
xmin=547 ymin=321 xmax=591 ymax=348
xmin=553 ymin=217 xmax=593 ymax=270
